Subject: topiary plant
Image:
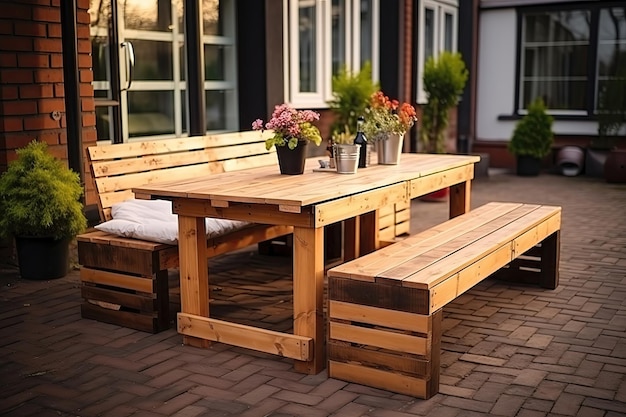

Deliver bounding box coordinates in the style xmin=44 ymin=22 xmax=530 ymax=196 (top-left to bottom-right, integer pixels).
xmin=508 ymin=97 xmax=554 ymax=159
xmin=0 ymin=141 xmax=87 ymax=240
xmin=420 ymin=51 xmax=469 ymax=153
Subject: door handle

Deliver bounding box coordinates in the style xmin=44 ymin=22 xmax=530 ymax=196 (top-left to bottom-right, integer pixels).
xmin=120 ymin=41 xmax=134 ymax=91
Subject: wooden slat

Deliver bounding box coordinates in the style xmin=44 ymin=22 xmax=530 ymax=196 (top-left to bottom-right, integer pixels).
xmin=177 ymin=313 xmax=312 ymax=361
xmin=327 ymin=202 xmax=523 ymax=281
xmin=329 ymin=321 xmax=429 ymax=356
xmin=80 ymin=267 xmax=154 ymax=293
xmin=329 ymin=300 xmax=431 ymax=332
xmin=329 ymin=361 xmax=429 ymax=398
xmin=402 ymin=207 xmax=561 ymax=288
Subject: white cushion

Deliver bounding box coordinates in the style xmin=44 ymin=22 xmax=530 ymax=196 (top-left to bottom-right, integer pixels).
xmin=94 ymin=199 xmax=250 ymax=245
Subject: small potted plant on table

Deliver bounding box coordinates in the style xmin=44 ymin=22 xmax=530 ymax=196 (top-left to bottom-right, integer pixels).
xmin=252 ymin=103 xmax=322 ymax=175
xmin=362 ymin=91 xmax=418 ymax=165
xmin=0 ymin=141 xmax=87 ymax=279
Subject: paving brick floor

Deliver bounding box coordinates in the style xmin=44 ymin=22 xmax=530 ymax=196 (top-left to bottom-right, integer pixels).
xmin=1 ymin=168 xmax=625 ymax=417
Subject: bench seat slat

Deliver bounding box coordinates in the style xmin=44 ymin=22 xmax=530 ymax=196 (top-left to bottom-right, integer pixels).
xmin=328 ymin=202 xmax=524 ymax=281
xmin=401 ymin=206 xmax=561 ymax=288
xmin=380 ymin=204 xmax=545 ymax=284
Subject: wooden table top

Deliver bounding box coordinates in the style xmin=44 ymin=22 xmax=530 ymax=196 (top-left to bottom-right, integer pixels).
xmin=133 ymin=153 xmax=480 ymax=208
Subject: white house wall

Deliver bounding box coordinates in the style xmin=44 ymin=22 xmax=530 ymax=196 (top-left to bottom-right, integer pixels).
xmin=476 ymin=8 xmax=517 ymax=141
xmin=476 ymin=7 xmax=601 ymax=142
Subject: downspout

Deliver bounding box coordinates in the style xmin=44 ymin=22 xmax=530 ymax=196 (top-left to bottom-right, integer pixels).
xmin=60 ymin=0 xmax=84 ymax=194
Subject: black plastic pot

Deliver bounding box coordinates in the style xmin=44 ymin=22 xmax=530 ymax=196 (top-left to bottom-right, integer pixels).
xmin=15 ymin=236 xmax=70 ymax=280
xmin=516 ymin=155 xmax=542 ymax=176
xmin=276 ymin=141 xmax=308 ymax=175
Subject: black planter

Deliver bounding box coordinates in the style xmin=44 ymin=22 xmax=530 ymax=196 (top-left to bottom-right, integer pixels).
xmin=516 ymin=155 xmax=542 ymax=176
xmin=15 ymin=236 xmax=70 ymax=280
xmin=276 ymin=141 xmax=308 ymax=175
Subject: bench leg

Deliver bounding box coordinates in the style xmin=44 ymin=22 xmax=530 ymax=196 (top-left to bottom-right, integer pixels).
xmin=538 ymin=231 xmax=560 ymax=290
xmin=426 ymin=309 xmax=443 ymax=399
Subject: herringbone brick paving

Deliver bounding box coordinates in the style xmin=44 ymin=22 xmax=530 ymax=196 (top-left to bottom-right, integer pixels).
xmin=1 ymin=169 xmax=625 ymax=416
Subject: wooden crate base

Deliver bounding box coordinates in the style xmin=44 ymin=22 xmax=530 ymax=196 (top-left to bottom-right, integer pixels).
xmin=328 ymin=300 xmax=442 ymax=399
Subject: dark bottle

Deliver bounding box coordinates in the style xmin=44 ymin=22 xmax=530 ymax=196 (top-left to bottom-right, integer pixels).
xmin=353 ymin=116 xmax=368 ymax=168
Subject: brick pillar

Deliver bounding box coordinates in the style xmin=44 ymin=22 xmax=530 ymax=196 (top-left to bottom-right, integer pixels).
xmin=0 ymin=0 xmax=96 ymax=260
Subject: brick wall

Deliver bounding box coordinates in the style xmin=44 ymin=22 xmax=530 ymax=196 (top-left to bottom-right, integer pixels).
xmin=0 ymin=0 xmax=96 ymax=260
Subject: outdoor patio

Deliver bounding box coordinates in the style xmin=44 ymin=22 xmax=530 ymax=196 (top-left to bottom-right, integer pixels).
xmin=1 ymin=168 xmax=625 ymax=417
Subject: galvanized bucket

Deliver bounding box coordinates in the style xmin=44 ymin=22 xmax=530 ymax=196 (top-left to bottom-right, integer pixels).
xmin=334 ymin=144 xmax=360 ymax=174
xmin=376 ymin=133 xmax=404 ymax=165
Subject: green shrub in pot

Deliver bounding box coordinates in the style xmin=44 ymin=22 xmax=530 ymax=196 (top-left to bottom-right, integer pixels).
xmin=0 ymin=141 xmax=87 ymax=279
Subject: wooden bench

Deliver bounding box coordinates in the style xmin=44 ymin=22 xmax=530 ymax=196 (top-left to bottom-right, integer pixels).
xmin=77 ymin=131 xmax=293 ymax=333
xmin=327 ymin=202 xmax=561 ymax=399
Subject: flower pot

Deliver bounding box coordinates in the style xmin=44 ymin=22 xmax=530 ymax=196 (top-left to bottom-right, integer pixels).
xmin=334 ymin=144 xmax=360 ymax=174
xmin=604 ymin=149 xmax=626 ymax=183
xmin=556 ymin=146 xmax=585 ymax=177
xmin=376 ymin=133 xmax=404 ymax=165
xmin=276 ymin=141 xmax=308 ymax=175
xmin=15 ymin=236 xmax=70 ymax=280
xmin=516 ymin=155 xmax=542 ymax=176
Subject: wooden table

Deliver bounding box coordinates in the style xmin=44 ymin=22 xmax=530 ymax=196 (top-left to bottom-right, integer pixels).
xmin=133 ymin=153 xmax=480 ymax=374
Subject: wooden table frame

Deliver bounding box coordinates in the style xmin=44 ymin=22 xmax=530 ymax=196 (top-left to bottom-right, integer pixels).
xmin=133 ymin=153 xmax=480 ymax=374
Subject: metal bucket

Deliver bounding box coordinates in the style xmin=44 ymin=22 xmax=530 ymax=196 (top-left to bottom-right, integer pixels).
xmin=376 ymin=133 xmax=404 ymax=165
xmin=334 ymin=144 xmax=360 ymax=174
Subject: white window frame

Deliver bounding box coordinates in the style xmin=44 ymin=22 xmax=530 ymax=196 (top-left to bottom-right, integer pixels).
xmin=286 ymin=0 xmax=379 ymax=109
xmin=416 ymin=0 xmax=458 ymax=104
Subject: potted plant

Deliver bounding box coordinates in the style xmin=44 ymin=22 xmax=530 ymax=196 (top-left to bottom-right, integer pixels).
xmin=0 ymin=141 xmax=87 ymax=279
xmin=327 ymin=62 xmax=378 ymax=137
xmin=252 ymin=103 xmax=322 ymax=175
xmin=362 ymin=91 xmax=418 ymax=164
xmin=420 ymin=51 xmax=469 ymax=154
xmin=508 ymin=97 xmax=554 ymax=176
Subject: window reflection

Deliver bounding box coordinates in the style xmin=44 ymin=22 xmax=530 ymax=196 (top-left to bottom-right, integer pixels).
xmin=89 ymin=0 xmax=111 ymax=29
xmin=123 ymin=0 xmax=173 ymax=32
xmin=360 ymin=0 xmax=373 ymax=68
xmin=424 ymin=8 xmax=434 ymax=65
xmin=204 ymin=45 xmax=225 ymax=80
xmin=128 ymin=91 xmax=175 ymax=137
xmin=332 ymin=0 xmax=347 ymax=76
xmin=206 ymin=90 xmax=226 ymax=130
xmin=203 ymin=0 xmax=224 ymax=35
xmin=299 ymin=1 xmax=317 ymax=92
xmin=130 ymin=39 xmax=173 ymax=80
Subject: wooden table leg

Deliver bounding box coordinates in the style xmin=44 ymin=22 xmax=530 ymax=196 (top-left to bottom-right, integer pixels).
xmin=343 ymin=217 xmax=359 ymax=261
xmin=359 ymin=210 xmax=379 ymax=256
xmin=449 ymin=180 xmax=471 ymax=218
xmin=292 ymin=226 xmax=325 ymax=374
xmin=177 ymin=215 xmax=210 ymax=348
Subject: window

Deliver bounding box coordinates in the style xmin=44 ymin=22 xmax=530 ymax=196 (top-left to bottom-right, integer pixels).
xmin=416 ymin=0 xmax=458 ymax=103
xmin=518 ymin=4 xmax=626 ymax=115
xmin=89 ymin=0 xmax=237 ymax=143
xmin=287 ymin=0 xmax=379 ymax=108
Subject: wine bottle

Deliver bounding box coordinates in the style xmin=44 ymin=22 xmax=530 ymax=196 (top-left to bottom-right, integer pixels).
xmin=353 ymin=116 xmax=368 ymax=168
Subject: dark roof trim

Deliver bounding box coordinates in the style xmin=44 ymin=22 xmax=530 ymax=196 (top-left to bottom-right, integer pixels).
xmin=480 ymin=0 xmax=599 ymax=9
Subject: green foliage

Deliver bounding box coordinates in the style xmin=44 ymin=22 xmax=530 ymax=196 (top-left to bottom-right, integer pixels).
xmin=597 ymin=69 xmax=626 ymax=144
xmin=420 ymin=52 xmax=469 ymax=153
xmin=328 ymin=62 xmax=379 ymax=136
xmin=0 ymin=141 xmax=87 ymax=240
xmin=508 ymin=98 xmax=554 ymax=158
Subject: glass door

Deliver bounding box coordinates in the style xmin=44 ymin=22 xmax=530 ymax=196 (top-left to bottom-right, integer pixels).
xmin=89 ymin=0 xmax=238 ymax=143
xmin=89 ymin=0 xmax=186 ymax=143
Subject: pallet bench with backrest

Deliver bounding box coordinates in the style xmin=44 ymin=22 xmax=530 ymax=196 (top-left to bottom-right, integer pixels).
xmin=77 ymin=131 xmax=294 ymax=333
xmin=327 ymin=202 xmax=561 ymax=399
